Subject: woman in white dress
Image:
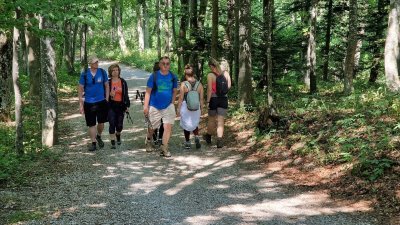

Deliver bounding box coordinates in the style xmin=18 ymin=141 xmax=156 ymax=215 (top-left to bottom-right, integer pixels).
xmin=177 ymin=64 xmax=204 ymax=149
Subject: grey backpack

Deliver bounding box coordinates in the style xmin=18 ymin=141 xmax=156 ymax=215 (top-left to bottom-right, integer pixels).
xmin=184 ymin=81 xmax=200 ymax=111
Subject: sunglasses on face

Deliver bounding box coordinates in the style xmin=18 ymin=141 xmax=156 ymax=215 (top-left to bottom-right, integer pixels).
xmin=161 ymin=62 xmax=170 ymax=66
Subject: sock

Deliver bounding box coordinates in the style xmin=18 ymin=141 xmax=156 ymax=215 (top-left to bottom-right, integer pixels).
xmin=111 ymin=140 xmax=116 ymax=146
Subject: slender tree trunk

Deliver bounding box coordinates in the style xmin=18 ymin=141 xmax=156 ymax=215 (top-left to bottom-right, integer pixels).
xmin=0 ymin=32 xmax=13 ymax=122
xmin=233 ymin=0 xmax=240 ymax=87
xmin=164 ymin=0 xmax=172 ymax=54
xmin=156 ymin=0 xmax=161 ymax=58
xmin=211 ymin=0 xmax=218 ymax=59
xmin=238 ymin=0 xmax=254 ymax=107
xmin=40 ymin=16 xmax=58 ymax=147
xmin=384 ymin=0 xmax=400 ymax=91
xmin=263 ymin=0 xmax=274 ymax=106
xmin=116 ymin=0 xmax=129 ymax=55
xmin=198 ymin=0 xmax=208 ymax=78
xmin=63 ymin=20 xmax=74 ymax=75
xmin=369 ymin=0 xmax=387 ymax=83
xmin=344 ymin=0 xmax=358 ymax=95
xmin=25 ymin=14 xmax=41 ymax=99
xmin=80 ymin=23 xmax=88 ymax=72
xmin=306 ymin=0 xmax=318 ymax=94
xmin=189 ymin=0 xmax=200 ymax=78
xmin=137 ymin=4 xmax=145 ymax=52
xmin=172 ymin=0 xmax=177 ymax=48
xmin=322 ymin=0 xmax=333 ymax=81
xmin=143 ymin=2 xmax=150 ymax=49
xmin=13 ymin=9 xmax=24 ymax=155
xmin=111 ymin=0 xmax=116 ymax=42
xmin=226 ymin=0 xmax=235 ymax=78
xmin=179 ymin=0 xmax=189 ymax=75
xmin=71 ymin=22 xmax=79 ymax=68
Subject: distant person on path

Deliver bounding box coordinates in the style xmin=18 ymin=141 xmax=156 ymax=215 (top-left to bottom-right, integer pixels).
xmin=177 ymin=64 xmax=204 ymax=149
xmin=149 ymin=62 xmax=164 ymax=146
xmin=143 ymin=56 xmax=178 ymax=157
xmin=203 ymin=58 xmax=231 ymax=148
xmin=78 ymin=56 xmax=110 ymax=151
xmin=107 ymin=63 xmax=130 ymax=149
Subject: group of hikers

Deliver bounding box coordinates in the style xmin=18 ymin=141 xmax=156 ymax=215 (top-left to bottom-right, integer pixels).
xmin=78 ymin=56 xmax=231 ymax=157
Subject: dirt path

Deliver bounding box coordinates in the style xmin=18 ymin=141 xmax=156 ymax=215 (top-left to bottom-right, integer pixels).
xmin=0 ymin=62 xmax=381 ymax=224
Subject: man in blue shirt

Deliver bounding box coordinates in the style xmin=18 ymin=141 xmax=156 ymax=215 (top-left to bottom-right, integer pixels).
xmin=78 ymin=56 xmax=110 ymax=151
xmin=143 ymin=56 xmax=178 ymax=157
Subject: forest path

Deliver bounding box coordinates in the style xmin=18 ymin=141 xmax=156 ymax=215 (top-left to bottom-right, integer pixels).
xmin=0 ymin=61 xmax=380 ymax=224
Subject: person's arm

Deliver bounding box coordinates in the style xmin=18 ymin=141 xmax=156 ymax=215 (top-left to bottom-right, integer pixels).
xmin=199 ymin=83 xmax=205 ymax=111
xmin=176 ymin=83 xmax=185 ymax=117
xmin=78 ymin=84 xmax=84 ymax=114
xmin=104 ymin=81 xmax=110 ymax=101
xmin=225 ymin=71 xmax=232 ymax=89
xmin=207 ymin=73 xmax=213 ymax=103
xmin=143 ymin=87 xmax=152 ymax=116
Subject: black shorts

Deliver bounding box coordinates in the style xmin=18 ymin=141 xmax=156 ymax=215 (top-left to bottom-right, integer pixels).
xmin=84 ymin=100 xmax=108 ymax=127
xmin=208 ymin=97 xmax=228 ymax=116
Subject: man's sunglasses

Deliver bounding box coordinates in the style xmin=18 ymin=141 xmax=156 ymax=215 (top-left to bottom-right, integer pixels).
xmin=161 ymin=62 xmax=170 ymax=66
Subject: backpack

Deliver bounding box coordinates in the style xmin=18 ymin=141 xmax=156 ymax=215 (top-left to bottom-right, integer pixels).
xmin=216 ymin=72 xmax=229 ymax=97
xmin=83 ymin=68 xmax=107 ymax=97
xmin=152 ymin=71 xmax=176 ymax=93
xmin=184 ymin=81 xmax=200 ymax=111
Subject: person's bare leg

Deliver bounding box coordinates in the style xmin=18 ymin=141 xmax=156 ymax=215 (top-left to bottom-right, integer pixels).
xmin=161 ymin=123 xmax=172 ymax=157
xmin=207 ymin=115 xmax=216 ymax=135
xmin=89 ymin=126 xmax=97 ymax=142
xmin=97 ymin=123 xmax=104 ymax=136
xmin=217 ymin=115 xmax=224 ymax=138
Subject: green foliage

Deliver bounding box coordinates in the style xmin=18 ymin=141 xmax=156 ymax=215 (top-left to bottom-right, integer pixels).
xmin=7 ymin=211 xmax=44 ymax=223
xmin=354 ymin=157 xmax=396 ymax=181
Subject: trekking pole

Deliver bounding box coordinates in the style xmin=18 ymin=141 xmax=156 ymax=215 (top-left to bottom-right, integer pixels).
xmin=125 ymin=111 xmax=134 ymax=125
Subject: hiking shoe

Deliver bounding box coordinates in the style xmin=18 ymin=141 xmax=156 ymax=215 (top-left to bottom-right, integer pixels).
xmin=184 ymin=141 xmax=191 ymax=149
xmin=116 ymin=134 xmax=121 ymax=145
xmin=88 ymin=143 xmax=97 ymax=151
xmin=195 ymin=137 xmax=201 ymax=149
xmin=203 ymin=133 xmax=211 ymax=144
xmin=216 ymin=138 xmax=223 ymax=148
xmin=160 ymin=145 xmax=171 ymax=157
xmin=111 ymin=144 xmax=116 ymax=149
xmin=96 ymin=135 xmax=104 ymax=148
xmin=111 ymin=140 xmax=116 ymax=149
xmin=145 ymin=138 xmax=154 ymax=152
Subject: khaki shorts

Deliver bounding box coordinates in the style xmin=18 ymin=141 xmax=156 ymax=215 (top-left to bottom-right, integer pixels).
xmin=149 ymin=104 xmax=176 ymax=129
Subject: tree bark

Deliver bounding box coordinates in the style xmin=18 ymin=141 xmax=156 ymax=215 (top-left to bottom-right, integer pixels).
xmin=111 ymin=0 xmax=116 ymax=42
xmin=13 ymin=10 xmax=24 ymax=155
xmin=226 ymin=0 xmax=235 ymax=77
xmin=322 ymin=0 xmax=333 ymax=81
xmin=156 ymin=0 xmax=161 ymax=58
xmin=40 ymin=16 xmax=58 ymax=147
xmin=306 ymin=0 xmax=318 ymax=94
xmin=80 ymin=23 xmax=88 ymax=71
xmin=63 ymin=19 xmax=74 ymax=75
xmin=263 ymin=0 xmax=274 ymax=106
xmin=384 ymin=0 xmax=400 ymax=92
xmin=143 ymin=2 xmax=150 ymax=49
xmin=178 ymin=0 xmax=189 ymax=75
xmin=172 ymin=0 xmax=177 ymax=48
xmin=115 ymin=0 xmax=129 ymax=55
xmin=0 ymin=32 xmax=13 ymax=122
xmin=211 ymin=0 xmax=218 ymax=59
xmin=71 ymin=22 xmax=79 ymax=69
xmin=238 ymin=0 xmax=254 ymax=107
xmin=25 ymin=14 xmax=41 ymax=99
xmin=344 ymin=0 xmax=358 ymax=95
xmin=164 ymin=0 xmax=172 ymax=54
xmin=233 ymin=0 xmax=240 ymax=87
xmin=137 ymin=4 xmax=145 ymax=52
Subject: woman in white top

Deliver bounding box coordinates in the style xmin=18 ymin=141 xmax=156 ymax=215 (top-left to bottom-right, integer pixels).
xmin=177 ymin=64 xmax=204 ymax=149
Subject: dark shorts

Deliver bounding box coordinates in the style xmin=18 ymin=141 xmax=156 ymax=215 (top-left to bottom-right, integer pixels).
xmin=84 ymin=100 xmax=108 ymax=127
xmin=208 ymin=97 xmax=228 ymax=116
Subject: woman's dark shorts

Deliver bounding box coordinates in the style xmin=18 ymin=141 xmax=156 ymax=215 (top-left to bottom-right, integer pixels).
xmin=84 ymin=100 xmax=108 ymax=127
xmin=208 ymin=97 xmax=228 ymax=116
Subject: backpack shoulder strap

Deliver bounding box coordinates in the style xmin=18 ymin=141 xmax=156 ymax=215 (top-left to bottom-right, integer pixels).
xmin=193 ymin=81 xmax=200 ymax=91
xmin=152 ymin=71 xmax=157 ymax=91
xmin=184 ymin=81 xmax=191 ymax=90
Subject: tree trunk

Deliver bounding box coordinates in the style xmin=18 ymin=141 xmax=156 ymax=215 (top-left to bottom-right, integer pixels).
xmin=143 ymin=2 xmax=150 ymax=49
xmin=13 ymin=10 xmax=24 ymax=155
xmin=156 ymin=0 xmax=161 ymax=58
xmin=211 ymin=0 xmax=218 ymax=59
xmin=369 ymin=0 xmax=387 ymax=83
xmin=306 ymin=0 xmax=318 ymax=94
xmin=137 ymin=4 xmax=145 ymax=52
xmin=63 ymin=19 xmax=74 ymax=75
xmin=384 ymin=0 xmax=400 ymax=92
xmin=189 ymin=0 xmax=200 ymax=78
xmin=322 ymin=0 xmax=333 ymax=81
xmin=233 ymin=0 xmax=240 ymax=87
xmin=263 ymin=0 xmax=274 ymax=107
xmin=115 ymin=0 xmax=129 ymax=55
xmin=238 ymin=0 xmax=254 ymax=107
xmin=25 ymin=14 xmax=41 ymax=99
xmin=0 ymin=32 xmax=13 ymax=122
xmin=226 ymin=0 xmax=235 ymax=78
xmin=80 ymin=23 xmax=88 ymax=72
xmin=164 ymin=0 xmax=172 ymax=54
xmin=179 ymin=0 xmax=189 ymax=75
xmin=40 ymin=16 xmax=58 ymax=147
xmin=197 ymin=0 xmax=208 ymax=78
xmin=111 ymin=0 xmax=116 ymax=42
xmin=344 ymin=0 xmax=358 ymax=95
xmin=172 ymin=0 xmax=177 ymax=48
xmin=71 ymin=22 xmax=79 ymax=69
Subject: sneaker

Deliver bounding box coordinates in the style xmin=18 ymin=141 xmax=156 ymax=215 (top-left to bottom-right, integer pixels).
xmin=195 ymin=137 xmax=201 ymax=149
xmin=203 ymin=133 xmax=211 ymax=144
xmin=96 ymin=135 xmax=104 ymax=148
xmin=111 ymin=144 xmax=116 ymax=149
xmin=111 ymin=140 xmax=116 ymax=149
xmin=160 ymin=145 xmax=171 ymax=157
xmin=88 ymin=143 xmax=97 ymax=151
xmin=116 ymin=134 xmax=121 ymax=145
xmin=216 ymin=138 xmax=223 ymax=148
xmin=184 ymin=141 xmax=191 ymax=149
xmin=145 ymin=138 xmax=154 ymax=152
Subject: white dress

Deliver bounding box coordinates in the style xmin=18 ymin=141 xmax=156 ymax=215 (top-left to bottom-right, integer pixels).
xmin=180 ymin=100 xmax=201 ymax=131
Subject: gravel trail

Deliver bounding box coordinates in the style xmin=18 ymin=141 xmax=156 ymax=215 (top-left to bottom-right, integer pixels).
xmin=0 ymin=61 xmax=381 ymax=225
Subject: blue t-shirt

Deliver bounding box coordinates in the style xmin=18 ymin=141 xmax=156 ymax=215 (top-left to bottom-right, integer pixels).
xmin=79 ymin=68 xmax=108 ymax=103
xmin=147 ymin=70 xmax=178 ymax=110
